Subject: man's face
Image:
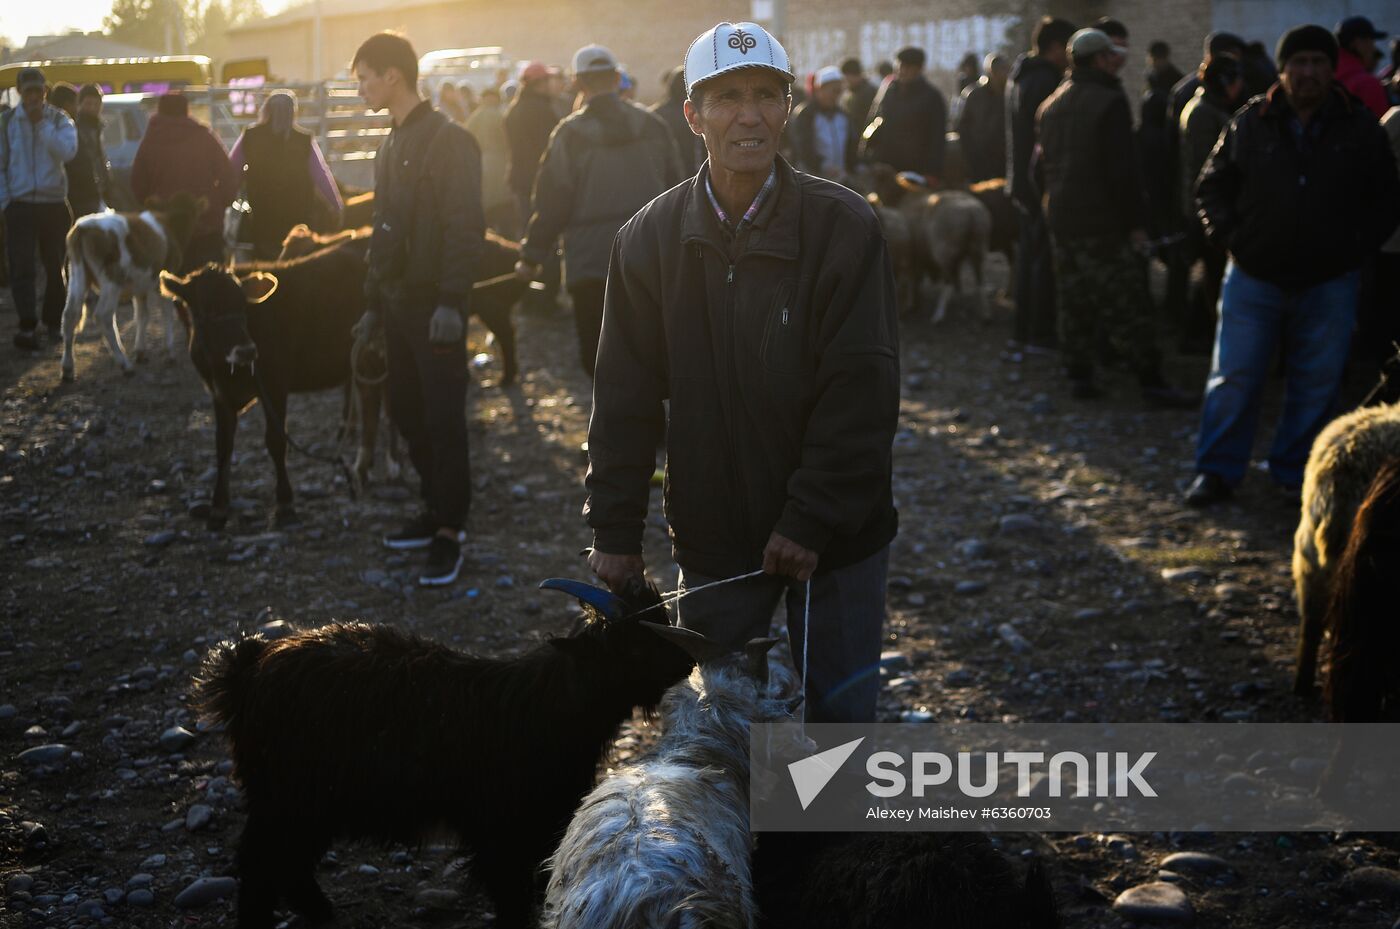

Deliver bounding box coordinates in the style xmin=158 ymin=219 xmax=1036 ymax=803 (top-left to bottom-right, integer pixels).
xmin=78 ymin=95 xmax=102 ymax=119
xmin=815 ymin=80 xmax=841 ymax=108
xmin=1106 ymin=41 xmax=1128 ymax=75
xmin=1281 ymin=50 xmax=1333 ymax=110
xmin=355 ymin=64 xmax=392 ymax=111
xmin=683 ymin=70 xmax=790 ymax=177
xmin=1352 ymin=37 xmax=1377 ymax=63
xmin=896 ymin=63 xmax=921 ymax=84
xmin=20 ymin=85 xmax=45 ymax=117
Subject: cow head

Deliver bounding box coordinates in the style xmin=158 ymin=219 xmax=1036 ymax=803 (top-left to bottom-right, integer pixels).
xmin=161 ymin=264 xmax=279 ymax=370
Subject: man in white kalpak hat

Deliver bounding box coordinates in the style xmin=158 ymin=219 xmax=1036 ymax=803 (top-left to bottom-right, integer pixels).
xmin=583 ymin=22 xmax=899 ymax=724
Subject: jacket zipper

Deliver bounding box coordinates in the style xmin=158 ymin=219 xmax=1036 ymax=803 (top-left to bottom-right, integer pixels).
xmin=719 ymin=252 xmax=753 ymax=561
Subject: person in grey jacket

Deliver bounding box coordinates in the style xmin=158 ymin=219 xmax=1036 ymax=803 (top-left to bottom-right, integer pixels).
xmin=514 ymin=44 xmax=681 ymax=377
xmin=1 ymin=67 xmax=78 ymax=350
xmin=1175 ymin=56 xmax=1245 ymax=351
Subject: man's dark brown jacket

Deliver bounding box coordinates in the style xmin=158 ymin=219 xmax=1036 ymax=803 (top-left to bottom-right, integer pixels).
xmin=585 ymin=157 xmax=899 ymax=578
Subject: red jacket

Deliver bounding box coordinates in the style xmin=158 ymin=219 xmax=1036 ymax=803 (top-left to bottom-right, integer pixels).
xmin=130 ymin=114 xmax=238 ymax=236
xmin=1336 ymin=49 xmax=1390 ymax=119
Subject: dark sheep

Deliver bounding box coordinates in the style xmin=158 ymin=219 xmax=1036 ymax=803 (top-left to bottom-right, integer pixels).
xmin=194 ymin=579 xmax=695 ymax=929
xmin=753 ymin=831 xmax=1061 ymax=929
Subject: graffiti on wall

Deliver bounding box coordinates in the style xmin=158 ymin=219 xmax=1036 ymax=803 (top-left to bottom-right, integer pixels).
xmin=788 ymin=15 xmax=1020 ymax=74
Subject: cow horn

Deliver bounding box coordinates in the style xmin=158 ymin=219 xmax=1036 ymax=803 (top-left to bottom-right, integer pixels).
xmin=539 ymin=577 xmax=627 ymax=621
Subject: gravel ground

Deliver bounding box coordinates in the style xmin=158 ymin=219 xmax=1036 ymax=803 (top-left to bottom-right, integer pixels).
xmin=2 ymin=271 xmax=1399 ymax=928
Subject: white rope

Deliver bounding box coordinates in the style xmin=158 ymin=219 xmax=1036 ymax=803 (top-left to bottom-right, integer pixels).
xmin=628 ymin=568 xmax=767 ymax=617
xmin=799 ymin=577 xmax=810 ymax=740
xmin=632 ymin=568 xmax=813 ymax=738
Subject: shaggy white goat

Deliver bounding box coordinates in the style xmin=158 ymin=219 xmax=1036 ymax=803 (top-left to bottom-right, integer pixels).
xmin=541 ymin=630 xmax=805 ymax=929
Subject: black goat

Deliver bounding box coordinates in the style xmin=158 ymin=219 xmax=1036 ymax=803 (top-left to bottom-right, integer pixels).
xmin=194 ymin=579 xmax=694 ymax=929
xmin=753 ymin=831 xmax=1061 ymax=929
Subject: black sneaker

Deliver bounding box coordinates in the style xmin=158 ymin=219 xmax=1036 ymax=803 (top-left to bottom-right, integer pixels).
xmin=13 ymin=328 xmax=38 ymax=351
xmin=419 ymin=535 xmax=463 ymax=587
xmin=1184 ymin=472 xmax=1233 ymax=507
xmin=383 ymin=515 xmax=465 ymax=550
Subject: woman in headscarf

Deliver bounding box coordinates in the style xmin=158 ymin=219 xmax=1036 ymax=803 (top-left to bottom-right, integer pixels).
xmin=229 ymin=90 xmax=344 ymax=258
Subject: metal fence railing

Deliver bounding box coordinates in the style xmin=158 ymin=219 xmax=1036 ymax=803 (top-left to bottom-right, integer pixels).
xmin=191 ymin=81 xmax=390 ymax=189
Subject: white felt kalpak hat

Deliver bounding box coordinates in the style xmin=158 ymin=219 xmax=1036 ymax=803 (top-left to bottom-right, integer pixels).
xmin=684 ymin=21 xmax=795 ymax=97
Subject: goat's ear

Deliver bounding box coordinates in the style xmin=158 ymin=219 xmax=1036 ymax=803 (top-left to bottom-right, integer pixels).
xmin=639 ymin=621 xmax=728 ymax=663
xmin=238 ymin=271 xmax=279 ymax=304
xmin=744 ymin=636 xmax=781 ymax=683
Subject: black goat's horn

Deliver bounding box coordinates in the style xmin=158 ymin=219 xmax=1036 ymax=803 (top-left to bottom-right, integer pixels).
xmin=539 ymin=578 xmax=626 ymax=621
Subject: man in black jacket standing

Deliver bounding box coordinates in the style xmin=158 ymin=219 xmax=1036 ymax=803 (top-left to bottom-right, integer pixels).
xmin=650 ymin=67 xmax=700 ymax=178
xmin=1007 ymin=16 xmax=1075 ymax=354
xmin=1185 ymin=25 xmax=1400 ymax=506
xmin=840 ymin=57 xmax=879 ymax=132
xmin=585 ymin=21 xmax=899 ymax=726
xmin=956 ymin=54 xmax=1009 ymax=183
xmin=1038 ymin=28 xmax=1196 ymax=408
xmin=515 ymin=44 xmax=682 ymax=377
xmin=353 ymin=32 xmax=484 ymax=585
xmin=865 ymin=46 xmax=947 ymax=180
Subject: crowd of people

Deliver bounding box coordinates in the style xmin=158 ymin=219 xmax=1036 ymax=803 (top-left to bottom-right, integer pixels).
xmin=3 ymin=13 xmax=1400 ymax=711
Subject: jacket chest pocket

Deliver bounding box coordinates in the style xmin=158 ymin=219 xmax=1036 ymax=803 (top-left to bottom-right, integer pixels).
xmin=760 ymin=279 xmax=805 ymax=375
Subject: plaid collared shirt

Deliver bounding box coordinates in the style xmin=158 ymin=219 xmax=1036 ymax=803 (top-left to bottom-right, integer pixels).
xmin=705 ymin=165 xmax=778 ymax=237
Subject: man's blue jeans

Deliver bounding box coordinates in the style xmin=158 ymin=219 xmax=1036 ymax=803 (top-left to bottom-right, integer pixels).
xmin=1195 ymin=262 xmax=1359 ymax=488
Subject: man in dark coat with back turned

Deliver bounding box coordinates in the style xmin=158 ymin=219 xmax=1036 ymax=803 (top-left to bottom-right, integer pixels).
xmin=1007 ymin=16 xmax=1075 ymax=353
xmin=586 ymin=21 xmax=899 ymax=727
xmin=865 ymin=46 xmax=947 ymax=179
xmin=130 ymin=93 xmax=237 ymax=271
xmin=956 ymin=54 xmax=1009 ymax=183
xmin=515 ymin=44 xmax=682 ymax=377
xmin=650 ymin=67 xmax=701 ymax=177
xmin=1038 ymin=28 xmax=1197 ymax=408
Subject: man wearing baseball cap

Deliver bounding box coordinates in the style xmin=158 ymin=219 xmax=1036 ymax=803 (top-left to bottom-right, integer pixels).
xmin=1336 ymin=15 xmax=1391 ymax=117
xmin=584 ymin=22 xmax=899 ymax=727
xmin=1037 ymin=29 xmax=1196 ymax=408
xmin=514 ymin=43 xmax=681 ymax=377
xmin=0 ymin=66 xmax=78 ymax=351
xmin=787 ymin=65 xmax=856 ymax=184
xmin=1186 ymin=24 xmax=1400 ymax=506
